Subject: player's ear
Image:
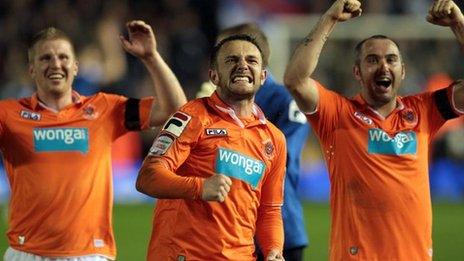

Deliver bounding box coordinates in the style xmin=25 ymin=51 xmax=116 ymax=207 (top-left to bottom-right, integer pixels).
xmin=401 ymin=62 xmax=405 ymax=80
xmin=353 ymin=64 xmax=362 ymax=81
xmin=29 ymin=63 xmax=35 ymax=78
xmin=73 ymin=60 xmax=78 ymax=77
xmin=260 ymin=69 xmax=267 ymax=85
xmin=209 ymin=69 xmax=219 ymax=85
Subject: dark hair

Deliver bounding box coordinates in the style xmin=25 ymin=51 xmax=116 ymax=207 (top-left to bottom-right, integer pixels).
xmin=354 ymin=35 xmax=401 ymax=66
xmin=217 ymin=23 xmax=270 ymax=66
xmin=209 ymin=34 xmax=265 ymax=69
xmin=28 ymin=27 xmax=75 ymax=62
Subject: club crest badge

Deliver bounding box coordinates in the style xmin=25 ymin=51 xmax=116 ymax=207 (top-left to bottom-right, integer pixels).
xmin=264 ymin=140 xmax=274 ymax=158
xmin=401 ymin=109 xmax=417 ymax=126
xmin=83 ymin=105 xmax=98 ymax=120
xmin=401 ymin=108 xmax=417 ymax=124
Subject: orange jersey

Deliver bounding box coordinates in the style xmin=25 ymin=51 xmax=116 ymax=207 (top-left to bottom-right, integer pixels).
xmin=141 ymin=92 xmax=286 ymax=260
xmin=0 ymin=92 xmax=153 ymax=259
xmin=308 ymin=83 xmax=463 ymax=260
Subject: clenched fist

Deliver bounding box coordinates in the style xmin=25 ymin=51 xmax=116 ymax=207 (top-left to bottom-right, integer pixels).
xmin=201 ymin=174 xmax=232 ymax=202
xmin=426 ymin=0 xmax=464 ymax=27
xmin=326 ymin=0 xmax=362 ymax=22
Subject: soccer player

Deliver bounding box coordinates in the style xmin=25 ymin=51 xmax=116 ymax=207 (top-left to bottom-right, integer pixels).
xmin=197 ymin=23 xmax=310 ymax=261
xmin=283 ymin=0 xmax=464 ymax=260
xmin=137 ymin=34 xmax=286 ymax=260
xmin=0 ymin=20 xmax=186 ymax=260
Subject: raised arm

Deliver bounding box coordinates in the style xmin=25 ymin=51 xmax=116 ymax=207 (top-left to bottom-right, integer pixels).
xmin=283 ymin=0 xmax=361 ymax=113
xmin=120 ymin=20 xmax=187 ymax=127
xmin=427 ymin=0 xmax=464 ymax=111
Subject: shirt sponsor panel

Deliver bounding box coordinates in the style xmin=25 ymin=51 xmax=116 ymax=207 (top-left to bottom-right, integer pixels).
xmin=367 ymin=128 xmax=417 ymax=155
xmin=149 ymin=133 xmax=174 ymax=156
xmin=215 ymin=147 xmax=265 ymax=188
xmin=33 ymin=127 xmax=89 ymax=153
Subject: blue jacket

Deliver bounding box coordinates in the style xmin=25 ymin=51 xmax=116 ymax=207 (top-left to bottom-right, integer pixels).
xmin=255 ymin=74 xmax=310 ymax=249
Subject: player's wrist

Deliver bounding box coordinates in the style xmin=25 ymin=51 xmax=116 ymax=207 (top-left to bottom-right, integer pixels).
xmin=195 ymin=177 xmax=206 ymax=200
xmin=140 ymin=51 xmax=160 ymax=65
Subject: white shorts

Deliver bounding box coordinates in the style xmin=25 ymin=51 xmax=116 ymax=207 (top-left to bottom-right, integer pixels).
xmin=3 ymin=247 xmax=112 ymax=261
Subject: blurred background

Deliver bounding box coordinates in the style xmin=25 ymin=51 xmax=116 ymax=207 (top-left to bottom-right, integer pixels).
xmin=0 ymin=0 xmax=463 ymax=260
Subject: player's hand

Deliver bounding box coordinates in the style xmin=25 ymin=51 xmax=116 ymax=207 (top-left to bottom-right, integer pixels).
xmin=326 ymin=0 xmax=362 ymax=22
xmin=266 ymin=249 xmax=285 ymax=261
xmin=120 ymin=20 xmax=157 ymax=60
xmin=427 ymin=0 xmax=464 ymax=27
xmin=201 ymin=174 xmax=232 ymax=202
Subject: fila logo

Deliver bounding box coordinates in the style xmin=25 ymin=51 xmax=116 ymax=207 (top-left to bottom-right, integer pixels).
xmin=206 ymin=128 xmax=228 ymax=136
xmin=354 ymin=111 xmax=373 ymax=126
xmin=20 ymin=110 xmax=41 ymax=121
xmin=162 ymin=111 xmax=191 ymax=137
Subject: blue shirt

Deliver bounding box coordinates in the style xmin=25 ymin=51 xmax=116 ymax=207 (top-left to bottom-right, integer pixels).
xmin=255 ymin=74 xmax=310 ymax=249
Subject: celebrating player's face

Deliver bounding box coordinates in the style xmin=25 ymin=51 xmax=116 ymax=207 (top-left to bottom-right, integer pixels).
xmin=211 ymin=40 xmax=266 ymax=101
xmin=354 ymin=39 xmax=405 ymax=108
xmin=29 ymin=39 xmax=78 ymax=97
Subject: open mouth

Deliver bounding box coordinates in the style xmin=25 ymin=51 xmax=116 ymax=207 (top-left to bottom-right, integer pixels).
xmin=375 ymin=77 xmax=392 ymax=89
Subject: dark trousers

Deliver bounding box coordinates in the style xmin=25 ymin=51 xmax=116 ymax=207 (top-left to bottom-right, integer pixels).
xmin=256 ymin=246 xmax=304 ymax=261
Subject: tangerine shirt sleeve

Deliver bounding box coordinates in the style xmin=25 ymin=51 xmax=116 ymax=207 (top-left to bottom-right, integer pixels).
xmin=306 ymin=82 xmax=346 ymax=139
xmin=255 ymin=130 xmax=287 ymax=255
xmin=137 ymin=109 xmax=204 ymax=199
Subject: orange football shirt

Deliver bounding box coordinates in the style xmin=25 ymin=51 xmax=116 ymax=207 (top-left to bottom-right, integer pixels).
xmin=141 ymin=92 xmax=286 ymax=260
xmin=0 ymin=92 xmax=153 ymax=259
xmin=308 ymin=83 xmax=462 ymax=260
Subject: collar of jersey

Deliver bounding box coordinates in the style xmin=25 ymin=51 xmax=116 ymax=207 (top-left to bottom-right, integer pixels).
xmin=31 ymin=91 xmax=83 ymax=111
xmin=352 ymin=94 xmax=405 ymax=120
xmin=207 ymin=91 xmax=267 ymax=128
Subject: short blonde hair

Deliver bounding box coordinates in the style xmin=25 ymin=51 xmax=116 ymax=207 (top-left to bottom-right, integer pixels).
xmin=27 ymin=27 xmax=75 ymax=62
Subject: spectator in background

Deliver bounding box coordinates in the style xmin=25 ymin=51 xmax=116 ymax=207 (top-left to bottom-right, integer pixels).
xmin=0 ymin=20 xmax=186 ymax=260
xmin=197 ymin=23 xmax=311 ymax=261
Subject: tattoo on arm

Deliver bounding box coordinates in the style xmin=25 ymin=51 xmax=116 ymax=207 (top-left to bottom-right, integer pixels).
xmin=303 ymin=36 xmax=313 ymax=46
xmin=301 ymin=17 xmax=331 ymax=47
xmin=302 ymin=32 xmax=329 ymax=46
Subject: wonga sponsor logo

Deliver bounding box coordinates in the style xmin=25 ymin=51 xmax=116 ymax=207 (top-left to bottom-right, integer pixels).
xmin=215 ymin=147 xmax=265 ymax=188
xmin=33 ymin=128 xmax=89 ymax=153
xmin=368 ymin=128 xmax=417 ymax=155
